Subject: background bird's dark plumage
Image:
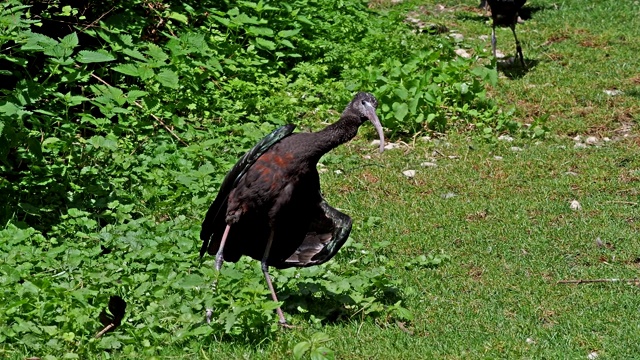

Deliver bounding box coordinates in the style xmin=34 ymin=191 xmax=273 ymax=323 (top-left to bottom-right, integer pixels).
xmin=485 ymin=0 xmax=527 ymax=67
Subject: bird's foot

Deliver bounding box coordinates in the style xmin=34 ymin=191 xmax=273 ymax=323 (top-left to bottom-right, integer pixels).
xmin=278 ymin=320 xmax=296 ymax=330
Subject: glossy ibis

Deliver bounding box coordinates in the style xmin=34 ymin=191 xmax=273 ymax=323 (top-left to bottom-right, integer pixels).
xmin=485 ymin=0 xmax=527 ymax=68
xmin=200 ymin=92 xmax=385 ymax=326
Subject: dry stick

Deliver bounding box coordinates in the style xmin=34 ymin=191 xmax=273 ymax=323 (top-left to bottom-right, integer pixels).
xmin=88 ymin=73 xmax=188 ymax=146
xmin=81 ymin=6 xmax=116 ymax=31
xmin=557 ymin=278 xmax=640 ymax=285
xmin=95 ymin=323 xmax=115 ymax=338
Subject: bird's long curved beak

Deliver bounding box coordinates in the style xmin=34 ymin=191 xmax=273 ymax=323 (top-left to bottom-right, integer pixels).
xmin=365 ymin=102 xmax=385 ymax=153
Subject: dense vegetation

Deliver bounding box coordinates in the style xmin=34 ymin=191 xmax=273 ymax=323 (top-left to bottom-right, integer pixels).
xmin=0 ymin=0 xmax=496 ymax=357
xmin=7 ymin=0 xmax=637 ymax=358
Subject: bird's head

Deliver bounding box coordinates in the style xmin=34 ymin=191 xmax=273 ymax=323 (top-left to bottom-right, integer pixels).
xmin=346 ymin=92 xmax=385 ymax=152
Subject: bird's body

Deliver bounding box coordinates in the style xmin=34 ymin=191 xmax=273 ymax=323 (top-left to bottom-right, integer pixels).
xmin=200 ymin=92 xmax=385 ymax=326
xmin=485 ymin=0 xmax=527 ymax=68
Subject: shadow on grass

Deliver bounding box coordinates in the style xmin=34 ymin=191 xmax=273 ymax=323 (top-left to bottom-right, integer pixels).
xmin=280 ymin=281 xmax=402 ymax=325
xmin=498 ymin=58 xmax=540 ymax=79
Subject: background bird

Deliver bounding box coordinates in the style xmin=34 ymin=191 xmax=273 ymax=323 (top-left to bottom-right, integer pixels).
xmin=484 ymin=0 xmax=527 ymax=68
xmin=200 ymin=92 xmax=385 ymax=327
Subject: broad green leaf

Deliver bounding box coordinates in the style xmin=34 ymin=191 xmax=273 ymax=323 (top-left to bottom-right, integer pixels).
xmin=255 ymin=37 xmax=276 ymax=50
xmin=292 ymin=341 xmax=311 ymax=359
xmin=248 ymin=26 xmax=274 ymax=37
xmin=113 ymin=64 xmax=139 ymax=77
xmin=278 ymin=28 xmax=301 ymax=38
xmin=311 ymin=347 xmax=335 ymax=360
xmin=279 ymin=39 xmax=295 ymax=49
xmin=169 ymin=12 xmax=188 ymax=24
xmin=122 ymin=48 xmax=146 ymax=61
xmin=156 ymin=69 xmax=179 ymax=89
xmin=76 ymin=50 xmax=115 ymax=63
xmin=392 ymin=102 xmax=408 ymax=121
xmin=394 ymin=86 xmax=409 ymax=100
xmin=59 ymin=32 xmax=79 ymax=50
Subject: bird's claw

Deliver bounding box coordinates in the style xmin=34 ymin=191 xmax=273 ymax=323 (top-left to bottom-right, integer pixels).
xmin=278 ymin=321 xmax=296 ymax=330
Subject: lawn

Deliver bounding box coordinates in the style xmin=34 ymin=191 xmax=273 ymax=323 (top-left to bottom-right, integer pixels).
xmin=2 ymin=0 xmax=640 ymax=359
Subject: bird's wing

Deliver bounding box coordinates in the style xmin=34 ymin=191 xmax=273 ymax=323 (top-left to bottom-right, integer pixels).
xmin=199 ymin=124 xmax=296 ymax=257
xmin=279 ymin=199 xmax=352 ymax=268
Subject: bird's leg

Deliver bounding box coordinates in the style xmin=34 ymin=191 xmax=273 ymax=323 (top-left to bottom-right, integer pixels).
xmin=215 ymin=225 xmax=231 ymax=271
xmin=261 ymin=230 xmax=291 ymax=328
xmin=491 ymin=25 xmax=497 ymax=60
xmin=510 ymin=24 xmax=526 ymax=68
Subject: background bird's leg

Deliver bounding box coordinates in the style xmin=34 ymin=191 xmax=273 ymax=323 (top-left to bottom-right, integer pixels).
xmin=510 ymin=24 xmax=526 ymax=68
xmin=215 ymin=225 xmax=231 ymax=271
xmin=491 ymin=25 xmax=497 ymax=59
xmin=261 ymin=230 xmax=290 ymax=327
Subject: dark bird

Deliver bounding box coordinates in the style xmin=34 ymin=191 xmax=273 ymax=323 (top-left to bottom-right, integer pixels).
xmin=200 ymin=92 xmax=385 ymax=326
xmin=485 ymin=0 xmax=527 ymax=68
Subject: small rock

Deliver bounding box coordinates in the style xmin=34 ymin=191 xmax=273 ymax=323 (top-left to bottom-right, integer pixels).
xmin=421 ymin=136 xmax=432 ymax=142
xmin=572 ymin=135 xmax=582 ymax=142
xmin=595 ymin=237 xmax=604 ymax=248
xmin=574 ymin=142 xmax=587 ymax=149
xmin=603 ymin=137 xmax=611 ymax=142
xmin=479 ymin=35 xmax=489 ymax=41
xmin=450 ymin=33 xmax=464 ymax=42
xmin=363 ymin=155 xmax=371 ymax=160
xmin=498 ymin=134 xmax=514 ymax=142
xmin=371 ymin=139 xmax=381 ymax=147
xmin=587 ymin=351 xmax=599 ymax=360
xmin=334 ymin=169 xmax=343 ymax=175
xmin=384 ymin=142 xmax=400 ymax=150
xmin=402 ymin=170 xmax=416 ymax=178
xmin=494 ymin=156 xmax=503 ymax=160
xmin=585 ymin=136 xmax=598 ymax=145
xmin=510 ymin=146 xmax=523 ymax=152
xmin=421 ymin=162 xmax=438 ymax=168
xmin=441 ymin=192 xmax=456 ymax=199
xmin=526 ymin=337 xmax=535 ymax=344
xmin=495 ymin=50 xmax=505 ymax=59
xmin=603 ymin=89 xmax=623 ymax=96
xmin=570 ymin=200 xmax=582 ymax=211
xmin=454 ymin=48 xmax=471 ymax=58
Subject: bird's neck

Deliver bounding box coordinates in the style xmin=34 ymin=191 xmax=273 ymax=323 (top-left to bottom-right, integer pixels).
xmin=310 ymin=114 xmax=361 ymax=159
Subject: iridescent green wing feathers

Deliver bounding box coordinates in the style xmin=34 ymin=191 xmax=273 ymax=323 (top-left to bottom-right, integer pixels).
xmin=199 ymin=124 xmax=296 ymax=257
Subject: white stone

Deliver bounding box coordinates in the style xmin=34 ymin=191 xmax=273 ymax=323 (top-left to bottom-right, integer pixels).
xmin=498 ymin=134 xmax=514 ymax=142
xmin=510 ymin=146 xmax=523 ymax=152
xmin=587 ymin=351 xmax=599 ymax=360
xmin=585 ymin=136 xmax=598 ymax=145
xmin=494 ymin=156 xmax=503 ymax=160
xmin=572 ymin=135 xmax=582 ymax=142
xmin=334 ymin=170 xmax=343 ymax=175
xmin=450 ymin=33 xmax=464 ymax=41
xmin=574 ymin=142 xmax=587 ymax=149
xmin=441 ymin=192 xmax=456 ymax=199
xmin=525 ymin=338 xmax=535 ymax=344
xmin=402 ymin=170 xmax=416 ymax=178
xmin=454 ymin=48 xmax=471 ymax=58
xmin=570 ymin=200 xmax=582 ymax=211
xmin=603 ymin=89 xmax=623 ymax=96
xmin=421 ymin=162 xmax=438 ymax=168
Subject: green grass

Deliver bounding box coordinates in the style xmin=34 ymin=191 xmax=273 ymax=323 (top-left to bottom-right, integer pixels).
xmin=3 ymin=0 xmax=640 ymax=359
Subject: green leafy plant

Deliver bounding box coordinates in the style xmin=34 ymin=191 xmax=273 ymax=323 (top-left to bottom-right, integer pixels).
xmin=293 ymin=332 xmax=335 ymax=360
